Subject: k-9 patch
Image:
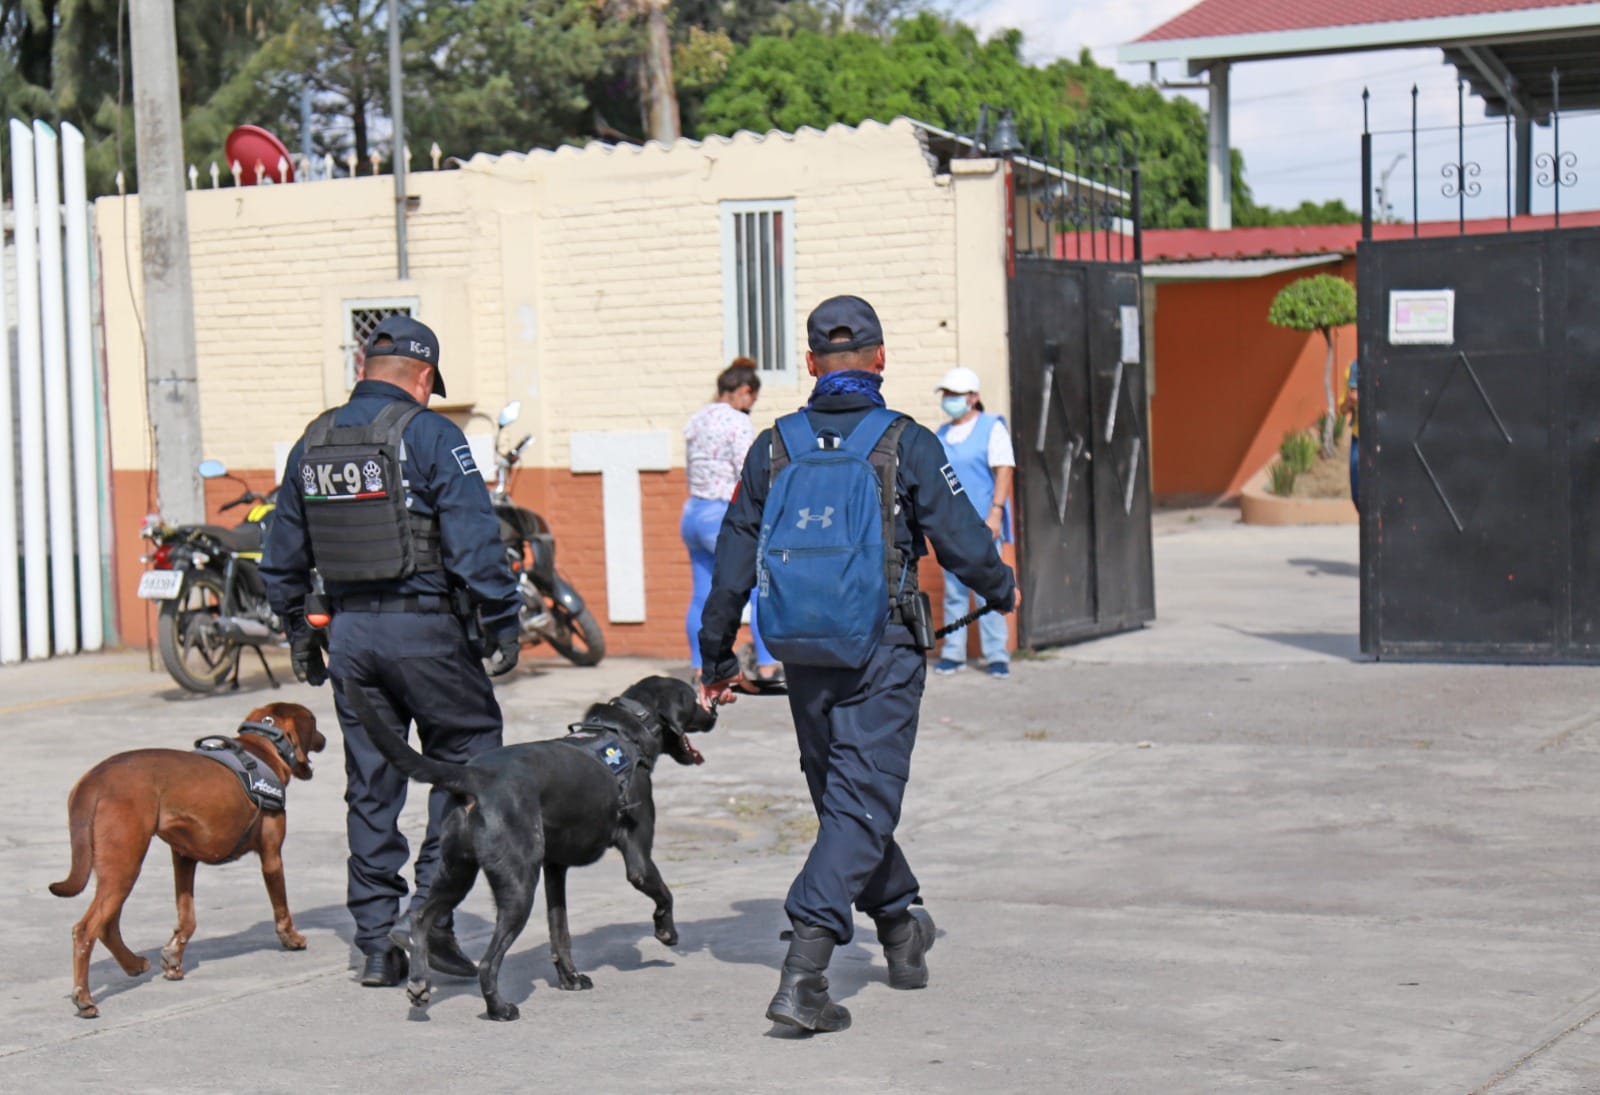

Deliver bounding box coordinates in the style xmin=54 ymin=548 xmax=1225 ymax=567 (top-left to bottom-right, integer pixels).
xmin=301 ymin=455 xmax=391 ymax=500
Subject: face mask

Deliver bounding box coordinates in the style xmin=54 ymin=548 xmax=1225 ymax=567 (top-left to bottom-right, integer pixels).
xmin=941 ymin=395 xmax=970 ymax=419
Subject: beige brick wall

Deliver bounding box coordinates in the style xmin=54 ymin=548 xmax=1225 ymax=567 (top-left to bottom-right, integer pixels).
xmin=96 ymin=118 xmax=1010 ymax=475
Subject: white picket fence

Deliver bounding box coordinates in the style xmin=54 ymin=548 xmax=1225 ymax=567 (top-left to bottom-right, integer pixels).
xmin=2 ymin=119 xmax=107 ymax=663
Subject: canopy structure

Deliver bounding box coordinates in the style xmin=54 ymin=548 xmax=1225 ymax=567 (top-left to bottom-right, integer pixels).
xmin=1117 ymin=1 xmax=1600 ymax=228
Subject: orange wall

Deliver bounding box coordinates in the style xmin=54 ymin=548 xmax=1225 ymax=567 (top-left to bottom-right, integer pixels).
xmin=111 ymin=464 xmax=1018 ymax=659
xmin=1150 ymin=258 xmax=1356 ymax=499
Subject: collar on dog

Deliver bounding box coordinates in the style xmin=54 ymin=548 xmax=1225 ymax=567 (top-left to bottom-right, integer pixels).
xmin=611 ymin=696 xmax=663 ymax=737
xmin=238 ymin=718 xmax=300 ymax=771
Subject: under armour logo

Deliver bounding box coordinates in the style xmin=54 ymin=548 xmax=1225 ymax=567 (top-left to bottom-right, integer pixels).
xmin=796 ymin=507 xmax=834 ymax=529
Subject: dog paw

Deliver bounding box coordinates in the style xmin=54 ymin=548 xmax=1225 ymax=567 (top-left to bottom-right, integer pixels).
xmin=161 ymin=965 xmax=185 ymax=982
xmin=485 ymin=1001 xmax=520 ymax=1022
xmin=558 ymin=972 xmax=593 ymax=991
xmin=72 ymin=994 xmax=99 ymax=1020
xmin=655 ymin=925 xmax=679 ymax=947
xmin=406 ymin=981 xmax=431 ymax=1008
xmin=277 ymin=931 xmax=307 ymax=951
xmin=124 ymin=956 xmax=151 ymax=976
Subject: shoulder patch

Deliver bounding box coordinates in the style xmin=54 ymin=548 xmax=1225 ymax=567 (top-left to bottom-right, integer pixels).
xmin=451 ymin=444 xmax=477 ymax=476
xmin=940 ymin=463 xmax=965 ymax=496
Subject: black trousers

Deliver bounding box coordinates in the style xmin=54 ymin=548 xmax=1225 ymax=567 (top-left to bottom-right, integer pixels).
xmin=327 ymin=609 xmax=503 ymax=954
xmin=783 ymin=641 xmax=924 ymax=943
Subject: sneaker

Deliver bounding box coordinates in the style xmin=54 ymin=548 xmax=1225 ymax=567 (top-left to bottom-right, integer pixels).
xmin=987 ymin=662 xmax=1011 ymax=680
xmin=934 ymin=658 xmax=965 ymax=676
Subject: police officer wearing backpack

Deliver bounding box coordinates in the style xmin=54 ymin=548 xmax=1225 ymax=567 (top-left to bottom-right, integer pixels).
xmin=263 ymin=316 xmax=521 ymax=989
xmin=698 ymin=295 xmax=1016 ymax=1033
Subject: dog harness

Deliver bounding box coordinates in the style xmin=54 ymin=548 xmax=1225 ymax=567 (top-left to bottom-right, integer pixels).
xmin=561 ymin=697 xmax=660 ymax=810
xmin=193 ymin=719 xmax=295 ymax=814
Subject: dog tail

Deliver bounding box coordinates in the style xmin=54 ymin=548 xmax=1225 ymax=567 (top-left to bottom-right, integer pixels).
xmin=341 ymin=682 xmax=491 ymax=799
xmin=49 ymin=780 xmax=97 ymax=898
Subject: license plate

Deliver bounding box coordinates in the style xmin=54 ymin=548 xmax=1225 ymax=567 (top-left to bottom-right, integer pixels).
xmin=137 ymin=570 xmax=185 ymax=600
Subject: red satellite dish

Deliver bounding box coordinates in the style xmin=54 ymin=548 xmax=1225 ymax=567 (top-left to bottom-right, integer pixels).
xmin=224 ymin=125 xmax=295 ymax=184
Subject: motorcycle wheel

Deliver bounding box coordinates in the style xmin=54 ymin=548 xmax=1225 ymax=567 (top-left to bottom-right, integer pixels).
xmin=544 ymin=602 xmax=605 ymax=666
xmin=157 ymin=570 xmax=238 ymax=693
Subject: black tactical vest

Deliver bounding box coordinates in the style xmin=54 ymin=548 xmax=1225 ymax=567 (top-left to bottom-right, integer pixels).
xmin=296 ymin=401 xmax=443 ymax=583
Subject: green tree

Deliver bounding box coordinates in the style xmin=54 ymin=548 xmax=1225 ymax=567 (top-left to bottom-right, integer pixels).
xmin=1267 ymin=274 xmax=1357 ymax=455
xmin=696 ymin=15 xmax=1218 ymax=228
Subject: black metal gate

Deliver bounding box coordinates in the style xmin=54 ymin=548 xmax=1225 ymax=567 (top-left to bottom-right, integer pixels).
xmin=1358 ymin=225 xmax=1600 ymax=661
xmin=1009 ymin=257 xmax=1154 ymax=646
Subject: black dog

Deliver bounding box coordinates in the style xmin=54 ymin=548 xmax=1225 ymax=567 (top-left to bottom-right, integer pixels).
xmin=343 ymin=676 xmax=716 ymax=1021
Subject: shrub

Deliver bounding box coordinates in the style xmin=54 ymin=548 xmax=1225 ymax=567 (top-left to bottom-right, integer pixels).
xmin=1268 ymin=274 xmax=1357 ymax=455
xmin=1280 ymin=430 xmax=1317 ymax=475
xmin=1268 ymin=460 xmax=1298 ymax=497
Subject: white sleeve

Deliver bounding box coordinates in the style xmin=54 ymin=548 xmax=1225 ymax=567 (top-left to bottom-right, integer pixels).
xmin=987 ymin=419 xmax=1016 ymax=468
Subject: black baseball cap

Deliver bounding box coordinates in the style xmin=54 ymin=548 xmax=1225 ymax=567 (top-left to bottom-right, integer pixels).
xmin=366 ymin=315 xmax=445 ymax=397
xmin=807 ymin=295 xmax=884 ymax=354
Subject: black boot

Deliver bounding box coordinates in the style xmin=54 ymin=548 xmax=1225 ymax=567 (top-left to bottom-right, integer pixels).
xmin=766 ymin=922 xmax=851 ymax=1033
xmin=875 ymin=908 xmax=935 ymax=990
xmin=359 ymin=945 xmax=409 ymax=987
xmin=389 ymin=911 xmax=477 ymax=978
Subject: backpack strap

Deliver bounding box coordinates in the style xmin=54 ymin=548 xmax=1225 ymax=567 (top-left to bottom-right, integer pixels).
xmin=869 ymin=417 xmax=914 ymax=600
xmin=301 ymin=408 xmax=340 ymax=451
xmin=774 ymin=412 xmax=819 ymax=470
xmin=839 ymin=407 xmax=901 ymax=459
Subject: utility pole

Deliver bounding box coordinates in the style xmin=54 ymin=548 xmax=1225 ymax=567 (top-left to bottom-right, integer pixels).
xmin=130 ymin=0 xmax=204 ymax=524
xmin=389 ymin=0 xmax=408 ymax=279
xmin=637 ymin=0 xmax=681 ymax=144
xmin=1375 ymin=153 xmax=1405 ymax=223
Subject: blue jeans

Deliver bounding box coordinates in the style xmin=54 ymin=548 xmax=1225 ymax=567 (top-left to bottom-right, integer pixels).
xmin=682 ymin=497 xmax=772 ymax=669
xmin=940 ymin=565 xmax=1009 ymax=666
xmin=1349 ymin=435 xmax=1360 ymax=510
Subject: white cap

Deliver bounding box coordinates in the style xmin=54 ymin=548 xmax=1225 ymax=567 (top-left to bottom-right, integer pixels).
xmin=935 ymin=366 xmax=981 ymax=394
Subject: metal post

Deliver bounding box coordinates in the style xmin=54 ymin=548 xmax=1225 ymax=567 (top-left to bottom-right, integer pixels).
xmin=63 ymin=123 xmax=103 ymax=651
xmin=33 ymin=121 xmax=78 ymax=653
xmin=389 ymin=0 xmax=409 ymax=279
xmin=1551 ymin=67 xmax=1562 ymax=228
xmin=1361 ymin=88 xmax=1372 ymax=240
xmin=1455 ymin=78 xmax=1465 ymax=232
xmin=1504 ymin=100 xmax=1512 ymax=230
xmin=1206 ymin=62 xmax=1231 ymax=230
xmin=1514 ymin=112 xmax=1532 ymax=216
xmin=0 ymin=149 xmax=19 ymax=664
xmin=130 ymin=0 xmax=205 ymax=526
xmin=1411 ymin=85 xmax=1419 ymax=236
xmin=9 ymin=121 xmax=49 ymax=658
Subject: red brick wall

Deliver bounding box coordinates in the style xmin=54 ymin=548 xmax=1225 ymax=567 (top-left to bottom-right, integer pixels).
xmin=110 ymin=465 xmax=761 ymax=663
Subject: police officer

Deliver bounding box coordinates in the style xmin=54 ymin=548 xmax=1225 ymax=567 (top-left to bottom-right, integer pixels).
xmin=263 ymin=316 xmax=521 ymax=988
xmin=698 ymin=296 xmax=1016 ymax=1032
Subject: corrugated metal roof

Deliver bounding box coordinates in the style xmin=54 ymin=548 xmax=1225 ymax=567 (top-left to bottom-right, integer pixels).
xmin=1143 ymin=253 xmax=1344 ymax=279
xmin=1136 ymin=0 xmax=1596 ymax=43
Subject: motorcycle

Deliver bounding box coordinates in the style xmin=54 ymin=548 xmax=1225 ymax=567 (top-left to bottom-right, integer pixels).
xmin=137 ymin=460 xmax=286 ymax=693
xmin=490 ymin=401 xmax=605 ymax=666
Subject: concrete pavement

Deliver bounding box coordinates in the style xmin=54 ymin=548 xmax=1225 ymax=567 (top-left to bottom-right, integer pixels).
xmin=3 ymin=513 xmax=1599 ymax=1093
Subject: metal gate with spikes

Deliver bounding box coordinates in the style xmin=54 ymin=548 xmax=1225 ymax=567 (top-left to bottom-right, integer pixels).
xmin=1357 ymin=225 xmax=1600 ymax=661
xmin=998 ymin=119 xmax=1154 ymax=647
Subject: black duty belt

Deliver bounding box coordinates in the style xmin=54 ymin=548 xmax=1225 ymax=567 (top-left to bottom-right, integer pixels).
xmin=334 ymin=592 xmax=452 ymax=614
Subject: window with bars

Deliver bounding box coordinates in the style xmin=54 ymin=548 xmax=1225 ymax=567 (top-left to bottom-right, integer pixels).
xmin=720 ymin=200 xmax=796 ymax=380
xmin=343 ymin=298 xmax=420 ymax=389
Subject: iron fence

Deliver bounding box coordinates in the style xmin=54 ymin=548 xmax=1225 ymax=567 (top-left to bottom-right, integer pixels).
xmin=1361 ymin=66 xmax=1585 ymax=237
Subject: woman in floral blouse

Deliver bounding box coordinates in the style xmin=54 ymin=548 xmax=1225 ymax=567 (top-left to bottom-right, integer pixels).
xmin=682 ymin=359 xmax=781 ymax=688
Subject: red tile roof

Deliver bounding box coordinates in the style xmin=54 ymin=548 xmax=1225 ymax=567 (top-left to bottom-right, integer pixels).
xmin=1140 ymin=210 xmax=1600 ymax=260
xmin=1137 ymin=0 xmax=1595 ymax=42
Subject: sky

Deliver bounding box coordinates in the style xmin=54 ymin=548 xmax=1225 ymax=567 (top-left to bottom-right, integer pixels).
xmin=966 ymin=0 xmax=1600 ymax=221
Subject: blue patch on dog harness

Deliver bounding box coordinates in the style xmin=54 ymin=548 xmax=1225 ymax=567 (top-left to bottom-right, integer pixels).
xmin=560 ymin=727 xmax=636 ymax=796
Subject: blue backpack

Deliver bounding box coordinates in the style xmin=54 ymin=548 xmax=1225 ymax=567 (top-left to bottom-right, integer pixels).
xmin=757 ymin=407 xmax=910 ymax=669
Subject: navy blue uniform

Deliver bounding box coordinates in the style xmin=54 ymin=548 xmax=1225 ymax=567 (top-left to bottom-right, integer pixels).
xmin=263 ymin=379 xmax=519 ymax=955
xmin=698 ymin=389 xmax=1015 ymax=942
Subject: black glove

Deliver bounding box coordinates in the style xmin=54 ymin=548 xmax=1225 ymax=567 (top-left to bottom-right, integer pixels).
xmin=290 ymin=624 xmax=328 ymax=687
xmin=990 ymin=586 xmax=1017 ymax=615
xmin=485 ymin=627 xmax=520 ymax=678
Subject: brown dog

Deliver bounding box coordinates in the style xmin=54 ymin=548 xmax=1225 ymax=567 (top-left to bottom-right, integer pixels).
xmin=49 ymin=702 xmax=326 ymax=1018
